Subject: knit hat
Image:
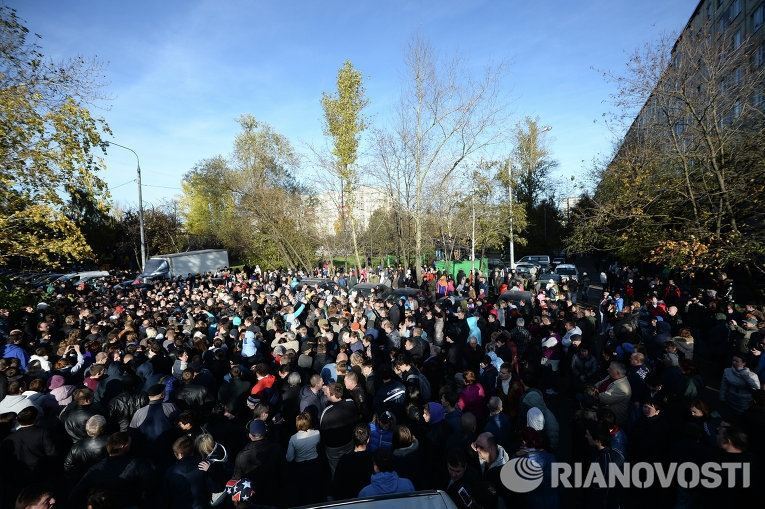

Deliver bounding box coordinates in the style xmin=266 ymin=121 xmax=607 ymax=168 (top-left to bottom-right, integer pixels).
xmin=527 ymin=407 xmax=545 ymax=431
xmin=225 ymin=478 xmax=254 ymax=503
xmin=426 ymin=402 xmax=445 ymax=424
xmin=232 ymin=316 xmax=242 ymax=327
xmin=48 ymin=375 xmax=65 ymax=390
xmin=246 ymin=396 xmax=259 ymax=408
xmin=247 ymin=419 xmax=267 ymax=436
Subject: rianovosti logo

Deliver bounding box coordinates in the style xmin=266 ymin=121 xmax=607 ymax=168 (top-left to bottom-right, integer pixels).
xmin=500 ymin=459 xmax=750 ymax=492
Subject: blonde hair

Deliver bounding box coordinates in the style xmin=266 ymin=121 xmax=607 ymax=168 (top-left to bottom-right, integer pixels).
xmin=195 ymin=433 xmax=216 ymax=456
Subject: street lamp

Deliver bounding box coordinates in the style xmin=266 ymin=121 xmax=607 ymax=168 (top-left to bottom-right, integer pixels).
xmin=104 ymin=141 xmax=146 ymax=270
xmin=507 ymin=125 xmax=551 ymax=270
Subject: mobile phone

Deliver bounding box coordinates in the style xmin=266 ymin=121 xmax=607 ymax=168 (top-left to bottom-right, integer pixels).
xmin=457 ymin=486 xmax=473 ymax=507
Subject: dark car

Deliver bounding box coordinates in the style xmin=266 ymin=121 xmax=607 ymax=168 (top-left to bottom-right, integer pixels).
xmin=499 ymin=290 xmax=534 ymax=307
xmin=296 ymin=490 xmax=458 ymax=509
xmin=386 ymin=287 xmax=429 ymax=304
xmin=300 ymin=278 xmax=339 ymax=292
xmin=350 ymin=283 xmax=391 ymax=298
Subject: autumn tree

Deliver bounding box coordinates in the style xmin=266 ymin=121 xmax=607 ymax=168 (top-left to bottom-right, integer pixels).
xmin=321 ymin=60 xmax=368 ymax=274
xmin=569 ymin=20 xmax=765 ymax=274
xmin=0 ymin=6 xmax=110 ymax=266
xmin=392 ymin=37 xmax=506 ymax=279
xmin=181 ymin=116 xmax=319 ymax=270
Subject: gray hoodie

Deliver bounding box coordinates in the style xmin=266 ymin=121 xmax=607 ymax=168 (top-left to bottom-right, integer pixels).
xmin=521 ymin=389 xmax=560 ymax=450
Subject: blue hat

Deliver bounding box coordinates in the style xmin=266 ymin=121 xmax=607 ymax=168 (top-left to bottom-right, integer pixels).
xmin=248 ymin=419 xmax=267 ymax=436
xmin=232 ymin=316 xmax=242 ymax=327
xmin=616 ymin=343 xmax=635 ymax=357
xmin=245 ymin=330 xmax=255 ymax=340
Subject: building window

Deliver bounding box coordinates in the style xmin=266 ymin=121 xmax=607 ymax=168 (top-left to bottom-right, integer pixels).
xmin=754 ymin=3 xmax=764 ymax=32
xmin=733 ymin=99 xmax=742 ymax=119
xmin=730 ymin=0 xmax=742 ymax=19
xmin=756 ymin=43 xmax=765 ymax=67
xmin=717 ymin=0 xmax=723 ymax=8
xmin=732 ymin=28 xmax=742 ymax=50
xmin=707 ymin=1 xmax=713 ymax=18
xmin=732 ymin=66 xmax=743 ymax=87
xmin=719 ymin=14 xmax=729 ymax=32
xmin=753 ymin=90 xmax=765 ymax=110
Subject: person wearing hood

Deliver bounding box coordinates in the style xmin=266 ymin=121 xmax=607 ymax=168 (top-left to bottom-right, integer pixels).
xmin=392 ymin=425 xmax=421 ymax=488
xmin=48 ymin=374 xmax=75 ymax=407
xmin=521 ymin=386 xmax=560 ymax=451
xmin=466 ymin=314 xmax=482 ymax=346
xmin=241 ymin=330 xmax=258 ymax=361
xmin=358 ymin=448 xmax=415 ymax=497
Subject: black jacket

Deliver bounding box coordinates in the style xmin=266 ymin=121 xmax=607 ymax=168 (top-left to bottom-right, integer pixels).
xmin=63 ymin=435 xmax=107 ymax=478
xmin=319 ymin=399 xmax=359 ymax=448
xmin=232 ymin=439 xmax=286 ymax=507
xmin=0 ymin=425 xmax=59 ymax=483
xmin=69 ymin=454 xmax=156 ymax=508
xmin=59 ymin=402 xmax=98 ymax=442
xmin=217 ymin=378 xmax=250 ymax=414
xmin=108 ymin=391 xmax=149 ymax=431
xmin=175 ymin=383 xmax=212 ymax=410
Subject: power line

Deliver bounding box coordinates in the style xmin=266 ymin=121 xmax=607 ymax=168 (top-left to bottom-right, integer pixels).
xmin=141 ymin=183 xmax=182 ymax=190
xmin=109 ymin=178 xmax=136 ymax=190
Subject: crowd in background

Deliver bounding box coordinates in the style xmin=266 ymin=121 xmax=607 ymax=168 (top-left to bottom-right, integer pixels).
xmin=0 ymin=260 xmax=762 ymax=509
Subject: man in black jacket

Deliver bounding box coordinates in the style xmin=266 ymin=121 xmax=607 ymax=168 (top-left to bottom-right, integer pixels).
xmin=320 ymin=382 xmax=359 ymax=476
xmin=232 ymin=419 xmax=285 ymax=508
xmin=344 ymin=370 xmax=370 ymax=421
xmin=69 ymin=432 xmax=156 ymax=508
xmin=161 ymin=436 xmax=214 ymax=509
xmin=333 ymin=424 xmax=374 ymax=500
xmin=64 ymin=414 xmax=108 ymax=480
xmin=1 ymin=407 xmax=59 ymax=490
xmin=59 ymin=387 xmax=98 ymax=442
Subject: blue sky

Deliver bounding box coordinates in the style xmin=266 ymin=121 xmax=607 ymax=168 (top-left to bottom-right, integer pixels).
xmin=9 ymin=0 xmax=698 ymax=207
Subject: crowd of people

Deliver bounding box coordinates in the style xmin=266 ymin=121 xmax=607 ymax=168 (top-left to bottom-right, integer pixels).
xmin=0 ymin=261 xmax=762 ymax=509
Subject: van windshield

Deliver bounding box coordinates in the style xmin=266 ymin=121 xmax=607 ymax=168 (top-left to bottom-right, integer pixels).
xmin=143 ymin=259 xmax=168 ymax=275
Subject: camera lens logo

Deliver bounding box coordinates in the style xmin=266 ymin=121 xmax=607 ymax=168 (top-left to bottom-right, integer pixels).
xmin=500 ymin=457 xmax=544 ymax=493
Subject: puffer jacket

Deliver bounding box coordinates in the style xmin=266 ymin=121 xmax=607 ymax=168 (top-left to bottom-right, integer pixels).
xmin=108 ymin=391 xmax=150 ymax=431
xmin=720 ymin=367 xmax=761 ymax=414
xmin=64 ymin=435 xmax=108 ymax=478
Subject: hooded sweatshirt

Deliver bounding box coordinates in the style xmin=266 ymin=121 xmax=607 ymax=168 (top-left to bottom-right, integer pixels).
xmin=358 ymin=471 xmax=415 ymax=497
xmin=522 ymin=389 xmax=560 ymax=450
xmin=242 ymin=331 xmax=258 ymax=358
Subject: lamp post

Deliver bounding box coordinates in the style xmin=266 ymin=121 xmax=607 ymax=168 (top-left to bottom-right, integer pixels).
xmin=105 ymin=141 xmax=146 ymax=270
xmin=508 ymin=124 xmax=551 ymax=270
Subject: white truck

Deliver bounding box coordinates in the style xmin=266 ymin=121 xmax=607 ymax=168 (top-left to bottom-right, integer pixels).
xmin=140 ymin=249 xmax=229 ymax=280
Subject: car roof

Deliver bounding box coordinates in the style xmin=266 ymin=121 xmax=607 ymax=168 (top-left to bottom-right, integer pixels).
xmin=556 ymin=264 xmax=577 ymax=269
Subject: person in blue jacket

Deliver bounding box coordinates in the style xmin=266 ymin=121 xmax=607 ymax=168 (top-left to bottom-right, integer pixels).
xmin=358 ymin=449 xmax=414 ymax=497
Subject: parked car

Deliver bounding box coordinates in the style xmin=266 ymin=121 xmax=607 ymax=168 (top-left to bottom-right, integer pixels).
xmin=57 ymin=271 xmax=110 ymax=284
xmin=386 ymin=287 xmax=429 ymax=303
xmin=537 ymin=272 xmax=561 ymax=284
xmin=499 ymin=290 xmax=534 ymax=307
xmin=299 ymin=278 xmax=338 ymax=292
xmin=297 ymin=490 xmax=458 ymax=509
xmin=517 ymin=255 xmax=551 ymax=271
xmin=514 ymin=262 xmax=538 ymax=277
xmin=554 ymin=263 xmax=579 ymax=282
xmin=552 ymin=256 xmax=566 ymax=267
xmin=350 ymin=283 xmax=390 ymax=298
